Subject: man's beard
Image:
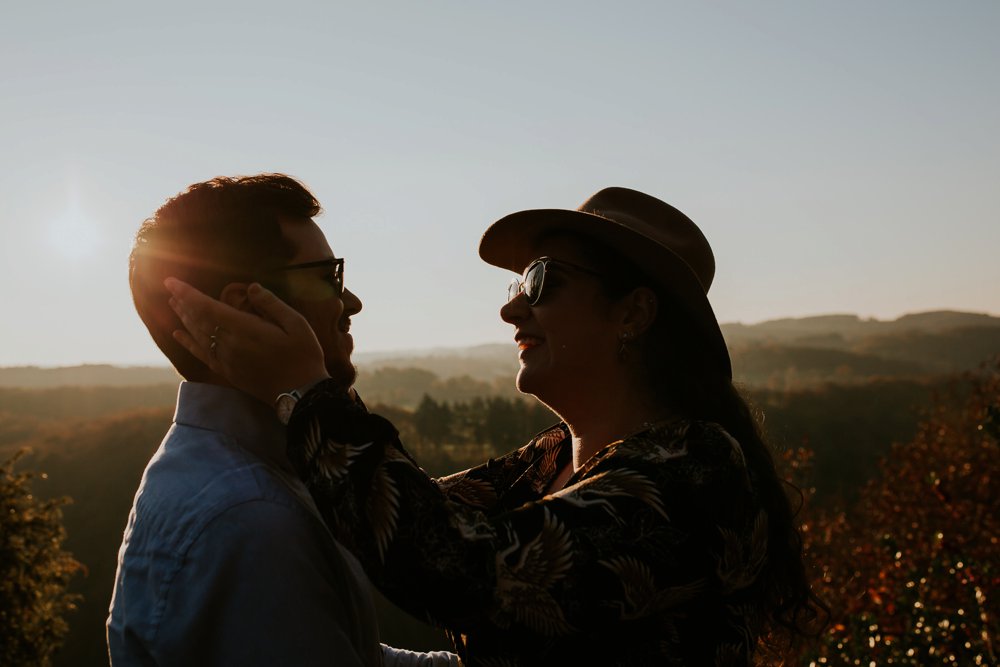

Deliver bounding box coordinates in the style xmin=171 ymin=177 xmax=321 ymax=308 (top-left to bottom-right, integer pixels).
xmin=325 ymin=357 xmax=357 ymax=390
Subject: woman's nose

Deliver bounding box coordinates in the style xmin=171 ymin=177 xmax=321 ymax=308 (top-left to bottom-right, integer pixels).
xmin=500 ymin=292 xmax=529 ymax=324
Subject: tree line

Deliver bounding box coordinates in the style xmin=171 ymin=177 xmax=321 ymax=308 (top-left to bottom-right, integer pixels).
xmin=1 ymin=364 xmax=997 ymax=664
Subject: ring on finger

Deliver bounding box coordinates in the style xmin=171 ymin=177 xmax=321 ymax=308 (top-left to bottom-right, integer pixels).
xmin=209 ymin=325 xmax=223 ymax=358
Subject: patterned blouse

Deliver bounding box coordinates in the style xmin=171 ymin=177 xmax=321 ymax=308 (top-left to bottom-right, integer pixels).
xmin=287 ymin=382 xmax=771 ymax=667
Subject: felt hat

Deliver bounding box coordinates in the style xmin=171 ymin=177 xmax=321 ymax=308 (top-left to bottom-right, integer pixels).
xmin=479 ymin=186 xmax=732 ymax=378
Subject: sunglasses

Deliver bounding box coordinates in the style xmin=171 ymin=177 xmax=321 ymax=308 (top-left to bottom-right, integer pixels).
xmin=261 ymin=257 xmax=345 ymax=298
xmin=507 ymin=256 xmax=604 ymax=306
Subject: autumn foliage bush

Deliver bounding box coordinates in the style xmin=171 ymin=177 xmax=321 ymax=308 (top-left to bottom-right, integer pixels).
xmin=0 ymin=450 xmax=83 ymax=666
xmin=793 ymin=361 xmax=999 ymax=665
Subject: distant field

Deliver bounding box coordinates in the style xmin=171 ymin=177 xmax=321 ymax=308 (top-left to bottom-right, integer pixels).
xmin=0 ymin=373 xmax=959 ymax=666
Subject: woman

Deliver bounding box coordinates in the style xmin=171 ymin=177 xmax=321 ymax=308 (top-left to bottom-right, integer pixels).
xmin=167 ymin=187 xmax=825 ymax=666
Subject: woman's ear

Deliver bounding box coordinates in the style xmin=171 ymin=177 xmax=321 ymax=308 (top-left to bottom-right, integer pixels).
xmin=620 ymin=287 xmax=658 ymax=337
xmin=218 ymin=283 xmax=253 ymax=312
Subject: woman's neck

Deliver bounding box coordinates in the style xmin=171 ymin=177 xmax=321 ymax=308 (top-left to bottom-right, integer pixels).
xmin=548 ymin=382 xmax=673 ymax=473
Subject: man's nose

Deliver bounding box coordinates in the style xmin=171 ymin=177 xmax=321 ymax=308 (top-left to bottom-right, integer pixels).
xmin=342 ymin=288 xmax=363 ymax=315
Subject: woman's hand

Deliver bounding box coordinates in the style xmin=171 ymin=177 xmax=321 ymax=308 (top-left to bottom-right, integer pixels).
xmin=164 ymin=278 xmax=330 ymax=405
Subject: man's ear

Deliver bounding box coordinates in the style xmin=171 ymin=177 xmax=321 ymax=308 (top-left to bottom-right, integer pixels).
xmin=218 ymin=282 xmax=253 ymax=312
xmin=619 ymin=286 xmax=659 ymax=337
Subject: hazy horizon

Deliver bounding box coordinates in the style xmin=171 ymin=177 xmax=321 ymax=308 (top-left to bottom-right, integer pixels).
xmin=3 ymin=2 xmax=998 ymax=366
xmin=2 ymin=307 xmax=996 ymax=369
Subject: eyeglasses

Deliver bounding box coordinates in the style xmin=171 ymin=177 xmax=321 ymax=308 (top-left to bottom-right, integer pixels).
xmin=507 ymin=256 xmax=604 ymax=306
xmin=261 ymin=257 xmax=345 ymax=298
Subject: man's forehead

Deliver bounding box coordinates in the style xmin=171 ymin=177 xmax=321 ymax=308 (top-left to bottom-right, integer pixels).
xmin=278 ymin=217 xmax=336 ymax=262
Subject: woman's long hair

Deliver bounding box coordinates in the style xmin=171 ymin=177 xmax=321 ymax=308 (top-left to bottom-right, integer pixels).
xmin=640 ymin=295 xmax=829 ymax=652
xmin=569 ymin=232 xmax=829 ymax=651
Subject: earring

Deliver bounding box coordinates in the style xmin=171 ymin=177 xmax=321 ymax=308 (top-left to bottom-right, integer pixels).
xmin=618 ymin=331 xmax=632 ymax=362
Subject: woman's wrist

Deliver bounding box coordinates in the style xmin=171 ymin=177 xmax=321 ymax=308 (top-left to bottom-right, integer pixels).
xmin=287 ymin=376 xmax=329 ymax=397
xmin=273 ymin=375 xmax=331 ymax=425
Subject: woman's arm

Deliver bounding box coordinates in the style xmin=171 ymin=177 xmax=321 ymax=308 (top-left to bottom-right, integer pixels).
xmin=287 ymin=382 xmax=763 ymax=638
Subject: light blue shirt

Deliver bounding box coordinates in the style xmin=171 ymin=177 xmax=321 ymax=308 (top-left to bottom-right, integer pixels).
xmin=107 ymin=382 xmax=384 ymax=666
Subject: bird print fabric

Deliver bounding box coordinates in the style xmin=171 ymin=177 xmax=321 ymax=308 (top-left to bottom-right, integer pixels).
xmin=286 ymin=382 xmax=772 ymax=666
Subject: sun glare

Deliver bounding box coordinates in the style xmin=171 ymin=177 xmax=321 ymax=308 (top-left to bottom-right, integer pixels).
xmin=47 ymin=206 xmax=102 ymax=260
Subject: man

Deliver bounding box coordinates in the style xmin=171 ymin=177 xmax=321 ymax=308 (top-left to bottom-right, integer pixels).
xmin=109 ymin=174 xmax=454 ymax=666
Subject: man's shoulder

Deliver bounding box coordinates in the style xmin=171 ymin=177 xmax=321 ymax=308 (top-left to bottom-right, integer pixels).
xmin=129 ymin=422 xmax=316 ymax=554
xmin=109 ymin=427 xmax=378 ymax=667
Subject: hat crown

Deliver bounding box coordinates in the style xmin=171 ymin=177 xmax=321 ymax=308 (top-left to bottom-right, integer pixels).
xmin=578 ymin=187 xmax=715 ymax=293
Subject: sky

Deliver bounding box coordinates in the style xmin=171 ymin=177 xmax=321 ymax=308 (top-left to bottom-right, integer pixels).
xmin=1 ymin=1 xmax=998 ymax=367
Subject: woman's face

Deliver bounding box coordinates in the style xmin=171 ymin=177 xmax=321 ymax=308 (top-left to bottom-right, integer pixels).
xmin=500 ymin=235 xmax=624 ymax=406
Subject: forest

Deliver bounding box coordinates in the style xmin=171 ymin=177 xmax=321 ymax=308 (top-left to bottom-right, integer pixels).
xmin=1 ymin=312 xmax=997 ymax=665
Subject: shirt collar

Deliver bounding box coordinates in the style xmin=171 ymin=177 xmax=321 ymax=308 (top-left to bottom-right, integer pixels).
xmin=173 ymin=382 xmax=289 ymax=467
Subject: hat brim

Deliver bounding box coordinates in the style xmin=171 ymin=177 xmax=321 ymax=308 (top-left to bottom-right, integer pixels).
xmin=479 ymin=208 xmax=732 ymax=379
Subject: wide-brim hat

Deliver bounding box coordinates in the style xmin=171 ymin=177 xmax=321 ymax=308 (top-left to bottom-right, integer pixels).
xmin=479 ymin=186 xmax=732 ymax=379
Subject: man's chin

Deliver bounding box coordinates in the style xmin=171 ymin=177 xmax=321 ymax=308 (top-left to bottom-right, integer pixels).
xmin=325 ymin=359 xmax=357 ymax=390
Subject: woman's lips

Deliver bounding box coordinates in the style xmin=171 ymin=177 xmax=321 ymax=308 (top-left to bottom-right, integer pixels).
xmin=517 ymin=336 xmax=543 ymax=352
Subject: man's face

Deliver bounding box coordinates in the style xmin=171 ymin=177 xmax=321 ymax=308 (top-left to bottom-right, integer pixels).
xmin=271 ymin=218 xmax=362 ymax=386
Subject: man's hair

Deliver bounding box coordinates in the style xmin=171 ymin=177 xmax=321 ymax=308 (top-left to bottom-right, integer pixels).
xmin=129 ymin=173 xmax=321 ymax=380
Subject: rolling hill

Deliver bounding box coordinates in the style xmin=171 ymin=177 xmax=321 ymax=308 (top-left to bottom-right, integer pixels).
xmin=3 ymin=311 xmax=996 ymax=395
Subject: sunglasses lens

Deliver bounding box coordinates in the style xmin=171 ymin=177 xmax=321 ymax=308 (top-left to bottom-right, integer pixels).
xmin=507 ymin=277 xmax=523 ymax=303
xmin=523 ymin=261 xmax=546 ymax=305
